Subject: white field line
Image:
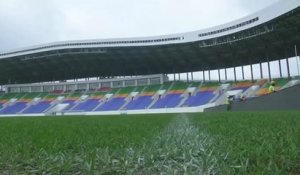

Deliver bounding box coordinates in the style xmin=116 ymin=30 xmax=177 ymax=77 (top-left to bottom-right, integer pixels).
xmin=91 ymin=114 xmax=218 ymax=174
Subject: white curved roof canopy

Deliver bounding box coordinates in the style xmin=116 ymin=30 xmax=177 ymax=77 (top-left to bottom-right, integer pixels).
xmin=1 ymin=0 xmax=300 ymax=59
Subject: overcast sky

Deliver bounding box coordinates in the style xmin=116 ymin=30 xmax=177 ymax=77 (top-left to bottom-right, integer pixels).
xmin=0 ymin=0 xmax=279 ymax=52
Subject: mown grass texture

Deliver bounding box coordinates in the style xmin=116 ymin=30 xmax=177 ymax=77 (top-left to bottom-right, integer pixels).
xmin=0 ymin=112 xmax=298 ymax=174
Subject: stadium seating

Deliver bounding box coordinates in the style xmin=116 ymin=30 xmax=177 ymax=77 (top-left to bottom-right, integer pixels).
xmin=0 ymin=101 xmax=27 ymax=114
xmin=255 ymin=78 xmax=289 ymax=96
xmin=0 ymin=79 xmax=295 ymax=115
xmin=90 ymin=87 xmax=133 ymax=111
xmin=230 ymin=81 xmax=253 ymax=91
xmin=125 ymin=95 xmax=153 ymax=110
xmin=184 ymin=91 xmax=215 ymax=107
xmin=95 ymin=97 xmax=126 ymax=111
xmin=151 ymin=93 xmax=183 ymax=109
xmin=123 ymin=84 xmax=160 ymax=110
xmin=184 ymin=82 xmax=218 ymax=107
xmin=150 ymin=82 xmax=186 ymax=109
xmin=71 ymin=99 xmax=101 ymax=112
xmin=68 ymin=91 xmax=104 ymax=112
xmin=0 ymin=100 xmax=7 ymax=109
xmin=22 ymin=100 xmax=52 ymax=114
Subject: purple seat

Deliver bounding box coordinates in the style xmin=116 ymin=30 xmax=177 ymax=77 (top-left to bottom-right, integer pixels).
xmin=0 ymin=102 xmax=27 ymax=114
xmin=22 ymin=101 xmax=52 ymax=114
xmin=71 ymin=99 xmax=100 ymax=112
xmin=151 ymin=94 xmax=183 ymax=109
xmin=184 ymin=91 xmax=215 ymax=107
xmin=95 ymin=97 xmax=126 ymax=111
xmin=124 ymin=96 xmax=153 ymax=110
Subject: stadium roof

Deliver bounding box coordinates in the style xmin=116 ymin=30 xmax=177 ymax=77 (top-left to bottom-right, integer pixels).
xmin=0 ymin=0 xmax=300 ymax=85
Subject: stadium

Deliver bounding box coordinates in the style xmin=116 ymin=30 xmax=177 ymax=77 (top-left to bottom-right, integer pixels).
xmin=0 ymin=0 xmax=299 ymax=174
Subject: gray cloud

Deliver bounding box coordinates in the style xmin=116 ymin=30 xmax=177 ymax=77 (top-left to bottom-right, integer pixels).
xmin=0 ymin=0 xmax=279 ymax=52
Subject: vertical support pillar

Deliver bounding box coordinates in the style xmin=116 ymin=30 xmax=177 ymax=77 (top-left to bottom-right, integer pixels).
xmin=178 ymin=73 xmax=181 ymax=81
xmin=278 ymin=60 xmax=282 ymax=78
xmin=225 ymin=68 xmax=228 ymax=81
xmin=147 ymin=78 xmax=151 ymax=86
xmin=160 ymin=75 xmax=164 ymax=84
xmin=173 ymin=73 xmax=176 ymax=81
xmin=286 ymin=58 xmax=291 ymax=79
xmin=295 ymin=45 xmax=300 ymax=76
xmin=203 ymin=71 xmax=206 ymax=82
xmin=98 ymin=82 xmax=101 ymax=89
xmin=242 ymin=66 xmax=245 ymax=80
xmin=234 ymin=67 xmax=237 ymax=82
xmin=250 ymin=64 xmax=254 ymax=82
xmin=191 ymin=72 xmax=194 ymax=81
xmin=260 ymin=63 xmax=263 ymax=79
xmin=218 ymin=69 xmax=221 ymax=82
xmin=208 ymin=70 xmax=211 ymax=81
xmin=267 ymin=61 xmax=271 ymax=81
xmin=87 ymin=83 xmax=90 ymax=91
xmin=186 ymin=72 xmax=189 ymax=82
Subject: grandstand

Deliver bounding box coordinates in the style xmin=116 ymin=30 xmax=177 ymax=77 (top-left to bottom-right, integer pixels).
xmin=0 ymin=0 xmax=300 ymax=116
xmin=0 ymin=76 xmax=299 ymax=116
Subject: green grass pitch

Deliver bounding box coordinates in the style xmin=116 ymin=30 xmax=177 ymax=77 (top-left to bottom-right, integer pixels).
xmin=0 ymin=112 xmax=299 ymax=174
